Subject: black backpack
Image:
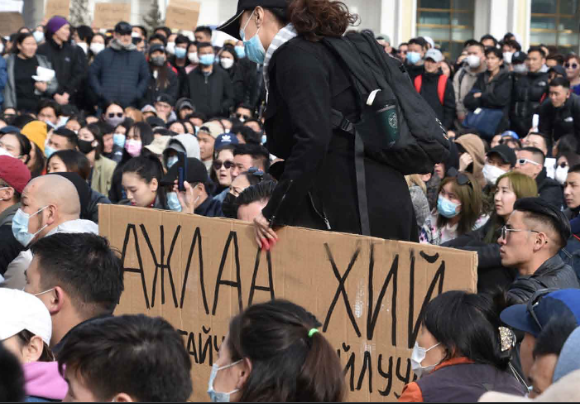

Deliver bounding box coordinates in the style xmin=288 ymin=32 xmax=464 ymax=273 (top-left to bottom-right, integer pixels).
xmin=321 ymin=32 xmax=450 ymax=175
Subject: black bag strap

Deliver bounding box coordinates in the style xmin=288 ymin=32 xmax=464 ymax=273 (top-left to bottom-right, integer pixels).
xmin=331 ymin=108 xmax=371 ymax=236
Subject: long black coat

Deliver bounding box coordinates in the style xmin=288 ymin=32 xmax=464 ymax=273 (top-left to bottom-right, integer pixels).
xmin=261 ymin=37 xmax=416 ymax=241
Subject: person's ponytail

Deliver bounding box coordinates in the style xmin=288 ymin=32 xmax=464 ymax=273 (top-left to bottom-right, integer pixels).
xmin=298 ymin=330 xmax=346 ymax=402
xmin=287 ymin=0 xmax=358 ymax=42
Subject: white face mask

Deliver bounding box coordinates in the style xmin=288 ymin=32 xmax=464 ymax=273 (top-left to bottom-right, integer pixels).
xmin=220 ymin=58 xmax=234 ymax=70
xmin=207 ymin=360 xmax=242 ymax=402
xmin=90 ymin=43 xmax=105 ymax=55
xmin=503 ymin=52 xmax=514 ymax=64
xmin=411 ymin=341 xmax=441 ymax=379
xmin=188 ymin=52 xmax=199 ymax=64
xmin=556 ymin=165 xmax=569 ymax=185
xmin=513 ymin=63 xmax=528 ymax=74
xmin=483 ymin=163 xmax=507 ymax=186
xmin=0 ymin=43 xmax=5 ymax=54
xmin=166 ymin=42 xmax=176 ymax=55
xmin=466 ymin=54 xmax=481 ymax=69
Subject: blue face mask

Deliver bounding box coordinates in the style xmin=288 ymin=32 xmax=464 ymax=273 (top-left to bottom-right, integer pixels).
xmin=235 ymin=45 xmax=246 ymax=59
xmin=200 ymin=54 xmax=215 ymax=66
xmin=12 ymin=207 xmax=49 ymax=247
xmin=407 ymin=51 xmax=422 ymax=65
xmin=174 ymin=47 xmax=187 ymax=59
xmin=167 ymin=155 xmax=178 ymax=169
xmin=113 ymin=133 xmax=126 ymax=148
xmin=437 ymin=195 xmax=461 ymax=218
xmin=240 ymin=10 xmax=266 ymax=65
xmin=207 ymin=360 xmax=243 ymax=402
xmin=167 ymin=192 xmax=182 ymax=212
xmin=44 ymin=144 xmax=55 ymax=159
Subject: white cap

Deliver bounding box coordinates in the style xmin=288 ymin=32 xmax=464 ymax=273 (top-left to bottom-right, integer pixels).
xmin=423 ymin=36 xmax=435 ymax=49
xmin=425 ymin=48 xmax=443 ymax=63
xmin=0 ymin=289 xmax=52 ymax=345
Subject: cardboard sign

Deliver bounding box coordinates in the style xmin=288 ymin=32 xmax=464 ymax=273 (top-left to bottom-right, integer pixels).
xmin=0 ymin=12 xmax=24 ymax=36
xmin=45 ymin=0 xmax=70 ymax=19
xmin=165 ymin=0 xmax=200 ymax=31
xmin=100 ymin=205 xmax=477 ymax=402
xmin=93 ymin=3 xmax=131 ymax=30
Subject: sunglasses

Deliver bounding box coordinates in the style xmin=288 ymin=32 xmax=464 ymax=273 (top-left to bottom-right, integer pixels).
xmin=213 ymin=160 xmax=234 ymax=170
xmin=108 ymin=112 xmax=124 ymax=118
xmin=399 ymin=50 xmax=408 ymax=54
xmin=446 ymin=167 xmax=472 ymax=187
xmin=236 ymin=113 xmax=251 ymax=120
xmin=517 ymin=158 xmax=540 ymax=166
xmin=565 ymin=63 xmax=579 ymax=69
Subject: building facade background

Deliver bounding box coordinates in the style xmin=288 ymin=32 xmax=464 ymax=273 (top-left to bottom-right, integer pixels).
xmin=7 ymin=0 xmax=580 ymax=60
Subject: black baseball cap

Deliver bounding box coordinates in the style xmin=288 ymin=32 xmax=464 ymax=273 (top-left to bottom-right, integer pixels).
xmin=148 ymin=43 xmax=165 ymax=56
xmin=549 ymin=65 xmax=566 ymax=77
xmin=500 ymin=289 xmax=580 ymax=337
xmin=115 ymin=21 xmax=132 ymax=35
xmin=487 ymin=145 xmax=516 ymax=167
xmin=512 ymin=51 xmax=527 ymax=64
xmin=513 ymin=197 xmax=572 ymax=245
xmin=155 ymin=94 xmax=175 ymax=107
xmin=217 ymin=0 xmax=290 ymax=40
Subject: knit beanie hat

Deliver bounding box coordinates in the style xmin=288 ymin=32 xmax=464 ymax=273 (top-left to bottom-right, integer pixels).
xmin=21 ymin=121 xmax=48 ymax=152
xmin=46 ymin=16 xmax=69 ymax=35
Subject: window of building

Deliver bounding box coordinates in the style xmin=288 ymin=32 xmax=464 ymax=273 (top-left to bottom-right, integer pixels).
xmin=531 ymin=0 xmax=580 ymax=53
xmin=416 ymin=0 xmax=475 ymax=61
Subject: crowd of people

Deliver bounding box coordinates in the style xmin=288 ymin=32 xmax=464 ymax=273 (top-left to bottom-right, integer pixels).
xmin=1 ymin=0 xmax=580 ymax=401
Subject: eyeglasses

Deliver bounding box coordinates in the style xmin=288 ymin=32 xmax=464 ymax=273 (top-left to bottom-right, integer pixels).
xmin=499 ymin=226 xmax=540 ymax=240
xmin=565 ymin=63 xmax=579 ymax=69
xmin=526 ymin=288 xmax=559 ymax=332
xmin=213 ymin=160 xmax=234 ymax=170
xmin=446 ymin=167 xmax=472 ymax=188
xmin=517 ymin=158 xmax=540 ymax=166
xmin=398 ymin=50 xmax=407 ymax=54
xmin=108 ymin=112 xmax=124 ymax=118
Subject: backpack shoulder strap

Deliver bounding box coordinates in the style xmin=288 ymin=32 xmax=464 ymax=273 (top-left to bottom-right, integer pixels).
xmin=437 ymin=75 xmax=447 ymax=104
xmin=414 ymin=75 xmax=422 ymax=94
xmin=458 ymin=68 xmax=468 ymax=87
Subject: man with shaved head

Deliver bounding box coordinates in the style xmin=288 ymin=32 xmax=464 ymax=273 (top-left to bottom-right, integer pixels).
xmin=3 ymin=175 xmax=98 ymax=289
xmin=497 ymin=197 xmax=579 ymax=305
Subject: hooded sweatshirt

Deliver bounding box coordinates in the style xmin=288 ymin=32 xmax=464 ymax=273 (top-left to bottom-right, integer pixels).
xmin=455 ymin=134 xmax=486 ymax=188
xmin=2 ymin=219 xmax=99 ymax=290
xmin=24 ymin=362 xmax=68 ymax=401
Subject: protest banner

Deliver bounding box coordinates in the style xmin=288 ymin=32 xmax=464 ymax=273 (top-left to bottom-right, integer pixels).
xmin=100 ymin=204 xmax=477 ymax=402
xmin=45 ymin=0 xmax=70 ymax=19
xmin=93 ymin=3 xmax=131 ymax=30
xmin=0 ymin=12 xmax=24 ymax=36
xmin=165 ymin=0 xmax=200 ymax=31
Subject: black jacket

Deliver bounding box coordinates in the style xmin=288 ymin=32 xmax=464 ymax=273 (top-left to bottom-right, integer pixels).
xmin=510 ymin=70 xmax=549 ymax=137
xmin=261 ymin=37 xmax=416 ymax=241
xmin=141 ymin=65 xmax=179 ymax=107
xmin=536 ymin=168 xmax=563 ymax=209
xmin=88 ymin=42 xmax=150 ymax=108
xmin=416 ymin=72 xmax=456 ymax=129
xmin=232 ymin=58 xmax=259 ymax=107
xmin=464 ymin=67 xmax=512 ymax=132
xmin=37 ymin=38 xmax=87 ymax=102
xmin=538 ymin=93 xmax=580 ymax=142
xmin=405 ymin=62 xmax=424 ymax=79
xmin=86 ymin=189 xmax=111 ymax=224
xmin=182 ymin=66 xmax=234 ymax=118
xmin=196 ymin=196 xmax=223 ymax=217
xmin=442 ymin=220 xmax=518 ymax=293
xmin=508 ymin=254 xmax=580 ymax=304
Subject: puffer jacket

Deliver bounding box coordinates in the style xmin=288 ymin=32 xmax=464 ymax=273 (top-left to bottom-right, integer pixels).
xmin=508 ymin=254 xmax=580 ymax=304
xmin=538 ymin=93 xmax=580 ymax=142
xmin=510 ymin=69 xmax=549 ymax=137
xmin=88 ymin=39 xmax=149 ymax=108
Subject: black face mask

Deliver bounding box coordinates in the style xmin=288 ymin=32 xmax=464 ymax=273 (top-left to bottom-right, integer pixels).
xmin=78 ymin=139 xmax=96 ymax=154
xmin=221 ymin=193 xmax=238 ymax=219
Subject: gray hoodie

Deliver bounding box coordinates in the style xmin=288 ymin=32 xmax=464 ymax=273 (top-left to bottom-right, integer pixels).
xmin=1 ymin=219 xmax=98 ymax=290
